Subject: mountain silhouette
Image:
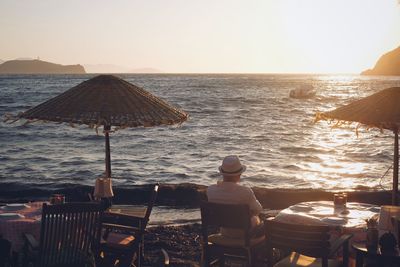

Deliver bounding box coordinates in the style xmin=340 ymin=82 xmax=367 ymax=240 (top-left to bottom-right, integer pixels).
xmin=0 ymin=59 xmax=85 ymax=74
xmin=362 ymin=46 xmax=400 ymax=76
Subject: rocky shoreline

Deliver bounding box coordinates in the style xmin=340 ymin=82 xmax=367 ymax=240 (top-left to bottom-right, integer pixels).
xmin=145 ymin=224 xmax=203 ymax=267
xmin=0 ymin=182 xmax=392 ymax=209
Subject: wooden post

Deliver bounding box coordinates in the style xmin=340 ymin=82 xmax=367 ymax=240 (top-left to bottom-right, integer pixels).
xmin=393 ymin=130 xmax=399 ymax=206
xmin=104 ymin=125 xmax=111 ymax=178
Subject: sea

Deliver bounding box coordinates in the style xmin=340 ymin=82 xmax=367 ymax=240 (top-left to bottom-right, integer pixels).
xmin=2 ymin=73 xmax=400 ymax=190
xmin=1 ymin=74 xmax=400 ymax=223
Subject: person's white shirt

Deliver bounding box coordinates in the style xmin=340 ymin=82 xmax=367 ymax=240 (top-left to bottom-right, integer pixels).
xmin=207 ymin=180 xmax=262 ymax=238
xmin=207 ymin=181 xmax=262 ymax=215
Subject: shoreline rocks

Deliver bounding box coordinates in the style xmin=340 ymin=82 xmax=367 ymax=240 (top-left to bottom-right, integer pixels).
xmin=0 ymin=182 xmax=392 ymax=209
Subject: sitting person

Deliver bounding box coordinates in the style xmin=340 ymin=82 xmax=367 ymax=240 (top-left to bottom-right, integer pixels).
xmin=207 ymin=155 xmax=263 ymax=238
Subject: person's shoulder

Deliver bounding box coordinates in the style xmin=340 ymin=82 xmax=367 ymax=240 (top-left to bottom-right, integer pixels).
xmin=234 ymin=183 xmax=254 ymax=193
xmin=207 ymin=183 xmax=219 ymax=193
xmin=236 ymin=183 xmax=252 ymax=189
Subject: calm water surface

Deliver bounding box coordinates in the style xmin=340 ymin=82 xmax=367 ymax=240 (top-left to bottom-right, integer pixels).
xmin=1 ymin=74 xmax=400 ymax=192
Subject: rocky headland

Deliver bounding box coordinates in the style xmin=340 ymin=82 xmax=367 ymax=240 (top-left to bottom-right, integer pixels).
xmin=361 ymin=46 xmax=400 ymax=76
xmin=0 ymin=59 xmax=86 ymax=74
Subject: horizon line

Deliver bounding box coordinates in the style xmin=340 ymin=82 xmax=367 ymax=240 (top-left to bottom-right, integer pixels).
xmin=0 ymin=72 xmax=365 ymax=76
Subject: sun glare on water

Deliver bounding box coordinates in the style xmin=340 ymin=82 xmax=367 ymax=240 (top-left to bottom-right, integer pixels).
xmin=307 ymin=125 xmax=374 ymax=190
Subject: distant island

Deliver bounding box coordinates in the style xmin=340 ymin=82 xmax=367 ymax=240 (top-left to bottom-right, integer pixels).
xmin=361 ymin=46 xmax=400 ymax=76
xmin=0 ymin=59 xmax=86 ymax=74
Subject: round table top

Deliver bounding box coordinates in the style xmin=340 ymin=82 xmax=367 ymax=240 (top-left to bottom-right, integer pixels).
xmin=274 ymin=201 xmax=380 ymax=229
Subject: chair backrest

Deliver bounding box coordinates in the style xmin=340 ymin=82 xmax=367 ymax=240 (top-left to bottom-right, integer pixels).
xmin=200 ymin=201 xmax=252 ymax=244
xmin=142 ymin=183 xmax=159 ymax=228
xmin=264 ymin=220 xmax=331 ymax=258
xmin=100 ymin=184 xmax=159 ymax=267
xmin=102 ymin=183 xmax=159 ymax=230
xmin=38 ymin=202 xmax=103 ymax=267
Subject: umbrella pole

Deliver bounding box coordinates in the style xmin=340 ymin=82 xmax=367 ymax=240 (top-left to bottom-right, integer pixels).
xmin=104 ymin=125 xmax=112 ymax=178
xmin=393 ymin=131 xmax=399 ymax=205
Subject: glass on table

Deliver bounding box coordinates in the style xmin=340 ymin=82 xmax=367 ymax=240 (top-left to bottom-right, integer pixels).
xmin=333 ymin=193 xmax=347 ymax=207
xmin=49 ymin=194 xmax=65 ymax=204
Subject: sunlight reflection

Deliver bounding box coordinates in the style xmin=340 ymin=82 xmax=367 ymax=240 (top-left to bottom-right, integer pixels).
xmin=315 ymin=75 xmax=358 ymax=83
xmin=308 ymin=161 xmax=365 ymax=176
xmin=307 ymin=120 xmax=371 ymax=189
xmin=322 ymin=129 xmax=355 ymax=148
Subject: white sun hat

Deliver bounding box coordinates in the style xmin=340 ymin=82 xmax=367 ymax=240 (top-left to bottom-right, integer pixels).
xmin=218 ymin=155 xmax=246 ymax=177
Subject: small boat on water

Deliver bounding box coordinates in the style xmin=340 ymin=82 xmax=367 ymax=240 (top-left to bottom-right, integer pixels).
xmin=289 ymin=84 xmax=316 ymax=99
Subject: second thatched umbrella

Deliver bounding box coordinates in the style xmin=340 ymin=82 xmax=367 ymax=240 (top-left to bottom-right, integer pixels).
xmin=315 ymin=87 xmax=400 ymax=205
xmin=17 ymin=74 xmax=188 ymax=178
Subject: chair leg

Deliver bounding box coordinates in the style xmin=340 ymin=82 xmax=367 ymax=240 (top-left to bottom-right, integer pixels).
xmin=137 ymin=246 xmax=141 ymax=267
xmin=251 ymin=250 xmax=258 ymax=267
xmin=265 ymin=245 xmax=275 ymax=267
xmin=218 ymin=254 xmax=225 ymax=267
xmin=0 ymin=238 xmax=11 ymax=267
xmin=342 ymin=240 xmax=349 ymax=267
xmin=137 ymin=241 xmax=143 ymax=267
xmin=322 ymin=257 xmax=328 ymax=267
xmin=248 ymin=249 xmax=255 ymax=267
xmin=130 ymin=252 xmax=139 ymax=267
xmin=11 ymin=252 xmax=19 ymax=267
xmin=201 ymin=246 xmax=211 ymax=267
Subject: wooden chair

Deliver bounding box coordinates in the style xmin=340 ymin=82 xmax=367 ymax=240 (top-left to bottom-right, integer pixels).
xmin=264 ymin=220 xmax=353 ymax=267
xmin=200 ymin=201 xmax=266 ymax=267
xmin=23 ymin=202 xmax=104 ymax=267
xmin=99 ymin=184 xmax=159 ymax=267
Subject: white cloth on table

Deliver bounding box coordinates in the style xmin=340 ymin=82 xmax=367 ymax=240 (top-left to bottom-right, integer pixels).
xmin=0 ymin=202 xmax=42 ymax=251
xmin=274 ymin=201 xmax=380 ymax=243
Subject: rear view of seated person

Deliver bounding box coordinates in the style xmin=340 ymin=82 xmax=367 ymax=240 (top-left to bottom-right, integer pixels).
xmin=207 ymin=155 xmax=263 ymax=238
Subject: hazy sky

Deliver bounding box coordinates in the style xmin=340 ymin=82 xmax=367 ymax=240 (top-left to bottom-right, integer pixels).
xmin=1 ymin=0 xmax=400 ymax=73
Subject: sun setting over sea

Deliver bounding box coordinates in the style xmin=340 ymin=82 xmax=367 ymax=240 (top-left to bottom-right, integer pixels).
xmin=2 ymin=3 xmax=400 ymax=265
xmin=1 ymin=0 xmax=400 ymax=204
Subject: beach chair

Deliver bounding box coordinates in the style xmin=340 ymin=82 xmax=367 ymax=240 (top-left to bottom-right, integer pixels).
xmin=264 ymin=220 xmax=353 ymax=267
xmin=99 ymin=184 xmax=159 ymax=267
xmin=23 ymin=202 xmax=104 ymax=267
xmin=200 ymin=201 xmax=266 ymax=267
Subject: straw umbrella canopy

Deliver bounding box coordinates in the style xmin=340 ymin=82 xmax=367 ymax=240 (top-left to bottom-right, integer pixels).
xmin=315 ymin=87 xmax=400 ymax=205
xmin=16 ymin=74 xmax=188 ymax=178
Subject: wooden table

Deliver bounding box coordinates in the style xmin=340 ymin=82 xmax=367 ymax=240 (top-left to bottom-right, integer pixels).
xmin=352 ymin=242 xmax=400 ymax=267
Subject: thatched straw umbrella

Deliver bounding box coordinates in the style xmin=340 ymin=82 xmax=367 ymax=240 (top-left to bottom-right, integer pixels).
xmin=315 ymin=87 xmax=400 ymax=205
xmin=15 ymin=74 xmax=188 ymax=178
